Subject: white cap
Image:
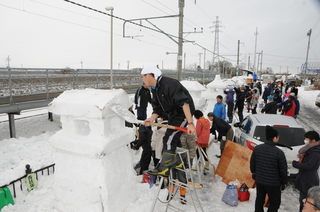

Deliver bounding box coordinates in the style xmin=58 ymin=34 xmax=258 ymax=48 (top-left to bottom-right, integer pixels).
xmin=141 ymin=66 xmax=162 ymax=79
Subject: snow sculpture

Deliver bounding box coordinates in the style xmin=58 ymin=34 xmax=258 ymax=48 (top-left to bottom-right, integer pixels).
xmin=207 ymin=74 xmax=228 ymax=93
xmin=48 ymin=88 xmax=137 ymax=212
xmin=180 ymin=80 xmax=206 ymax=109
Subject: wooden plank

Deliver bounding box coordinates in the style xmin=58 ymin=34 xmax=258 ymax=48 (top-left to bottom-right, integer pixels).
xmin=222 ymin=143 xmax=255 ymax=188
xmin=216 ymin=140 xmax=255 ymax=188
xmin=216 ymin=140 xmax=238 ymax=177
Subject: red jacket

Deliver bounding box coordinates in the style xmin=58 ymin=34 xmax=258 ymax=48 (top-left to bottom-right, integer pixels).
xmin=284 ymin=99 xmax=296 ymax=117
xmin=196 ymin=117 xmax=210 ymax=148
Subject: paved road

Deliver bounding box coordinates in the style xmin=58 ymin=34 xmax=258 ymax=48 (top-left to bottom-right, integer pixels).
xmin=296 ymin=103 xmax=320 ymax=132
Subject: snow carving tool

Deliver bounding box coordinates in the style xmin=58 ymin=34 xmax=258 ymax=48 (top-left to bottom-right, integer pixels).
xmin=199 ymin=147 xmax=216 ymax=180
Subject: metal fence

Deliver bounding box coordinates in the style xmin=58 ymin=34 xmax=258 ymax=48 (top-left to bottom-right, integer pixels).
xmin=0 ymin=67 xmax=218 ymax=99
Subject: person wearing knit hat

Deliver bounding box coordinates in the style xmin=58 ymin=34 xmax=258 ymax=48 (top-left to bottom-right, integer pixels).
xmin=142 ymin=66 xmax=196 ymax=177
xmin=250 ymin=125 xmax=288 ymax=212
xmin=261 ymin=95 xmax=277 ymax=114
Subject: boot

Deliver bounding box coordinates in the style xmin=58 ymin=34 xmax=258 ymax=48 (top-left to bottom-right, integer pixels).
xmin=205 ymin=161 xmax=209 ymax=170
xmin=180 ymin=187 xmax=187 ymax=205
xmin=148 ymin=151 xmax=178 ymax=176
xmin=166 ymin=184 xmax=175 ymax=201
xmin=216 ymin=149 xmax=223 ymax=158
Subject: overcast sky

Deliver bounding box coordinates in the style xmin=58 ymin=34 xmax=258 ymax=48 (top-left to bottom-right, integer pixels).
xmin=1 ymin=0 xmax=319 ymax=74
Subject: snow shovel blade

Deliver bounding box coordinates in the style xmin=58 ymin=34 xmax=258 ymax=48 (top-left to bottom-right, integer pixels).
xmin=149 ymin=175 xmax=156 ymax=188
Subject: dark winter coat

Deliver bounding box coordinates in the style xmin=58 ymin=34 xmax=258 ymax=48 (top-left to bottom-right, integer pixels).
xmin=210 ymin=115 xmax=231 ymax=141
xmin=293 ymin=145 xmax=320 ymax=193
xmin=135 ymin=125 xmax=153 ymax=150
xmin=291 ymin=87 xmax=298 ymax=97
xmin=224 ymin=90 xmax=234 ymax=104
xmin=250 ymin=140 xmax=288 ymax=187
xmin=261 ymin=101 xmax=277 ymax=114
xmin=134 ymin=86 xmax=151 ymax=108
xmin=234 ymin=87 xmax=245 ymax=109
xmin=262 ymin=89 xmax=270 ymax=102
xmin=151 ymin=76 xmax=195 ymax=120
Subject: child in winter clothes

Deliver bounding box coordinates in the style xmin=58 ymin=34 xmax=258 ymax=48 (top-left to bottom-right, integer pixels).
xmin=193 ymin=110 xmax=210 ymax=170
xmin=131 ymin=124 xmax=153 ymax=175
xmin=251 ymin=89 xmax=259 ymax=114
xmin=213 ymin=95 xmax=226 ymax=120
xmin=150 ymin=117 xmax=167 ymax=167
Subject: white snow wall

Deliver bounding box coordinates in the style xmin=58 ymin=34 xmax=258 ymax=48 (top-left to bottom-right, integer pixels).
xmin=48 ymin=89 xmax=137 ymax=212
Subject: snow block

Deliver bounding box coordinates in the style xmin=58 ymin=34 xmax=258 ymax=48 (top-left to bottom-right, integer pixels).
xmin=49 ymin=89 xmax=137 ymax=212
xmin=180 ymin=81 xmax=206 ymax=109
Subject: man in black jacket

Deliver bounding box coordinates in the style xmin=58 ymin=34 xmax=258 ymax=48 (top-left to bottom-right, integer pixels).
xmin=141 ymin=66 xmax=195 ymax=177
xmin=261 ymin=95 xmax=277 ymax=114
xmin=134 ymin=83 xmax=151 ymax=120
xmin=207 ymin=112 xmax=234 ymax=158
xmin=250 ymin=126 xmax=288 ymax=212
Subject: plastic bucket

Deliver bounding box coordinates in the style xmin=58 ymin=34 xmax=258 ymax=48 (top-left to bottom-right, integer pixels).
xmin=238 ymin=191 xmax=250 ymax=202
xmin=142 ymin=173 xmax=150 ymax=184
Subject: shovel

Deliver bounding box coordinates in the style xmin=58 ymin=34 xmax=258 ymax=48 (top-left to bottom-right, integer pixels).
xmin=199 ymin=147 xmax=216 ymax=180
xmin=149 ymin=122 xmax=188 ymax=133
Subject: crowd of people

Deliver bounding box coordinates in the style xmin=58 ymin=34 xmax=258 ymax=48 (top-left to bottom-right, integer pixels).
xmin=129 ymin=67 xmax=319 ymax=211
xmin=221 ymin=81 xmax=301 ymax=122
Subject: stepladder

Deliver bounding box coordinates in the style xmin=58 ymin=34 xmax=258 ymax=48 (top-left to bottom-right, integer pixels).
xmin=150 ymin=148 xmax=204 ymax=212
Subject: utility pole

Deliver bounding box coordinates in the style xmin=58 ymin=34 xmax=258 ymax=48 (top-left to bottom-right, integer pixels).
xmin=304 ymin=29 xmax=312 ymax=84
xmin=253 ymin=27 xmax=258 ymax=73
xmin=184 ymin=53 xmax=186 ymax=72
xmin=127 ymin=60 xmax=130 ymax=70
xmin=198 ymin=53 xmax=202 ymax=68
xmin=6 ymin=56 xmax=11 ymax=68
xmin=237 ymin=40 xmax=240 ymax=68
xmin=177 ymin=0 xmax=184 ymax=81
xmin=211 ymin=16 xmax=222 ymax=73
xmin=260 ymin=50 xmax=263 ymax=77
xmin=248 ymin=56 xmax=250 ymax=71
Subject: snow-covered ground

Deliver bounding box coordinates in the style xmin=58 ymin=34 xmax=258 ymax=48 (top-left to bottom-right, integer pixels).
xmin=0 ymin=84 xmax=319 ymax=212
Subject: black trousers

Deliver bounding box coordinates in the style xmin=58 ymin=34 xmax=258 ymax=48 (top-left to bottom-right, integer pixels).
xmin=139 ymin=148 xmax=152 ymax=175
xmin=255 ymin=183 xmax=281 ymax=212
xmin=237 ymin=105 xmax=244 ymax=122
xmin=137 ymin=107 xmax=147 ymax=120
xmin=227 ymin=102 xmax=234 ymax=118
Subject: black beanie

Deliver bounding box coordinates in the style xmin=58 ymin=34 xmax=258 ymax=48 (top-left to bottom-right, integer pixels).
xmin=193 ymin=110 xmax=203 ymax=119
xmin=266 ymin=125 xmax=278 ymax=140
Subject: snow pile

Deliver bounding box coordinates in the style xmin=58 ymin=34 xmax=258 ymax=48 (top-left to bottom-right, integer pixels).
xmin=48 ymin=89 xmax=137 ymax=212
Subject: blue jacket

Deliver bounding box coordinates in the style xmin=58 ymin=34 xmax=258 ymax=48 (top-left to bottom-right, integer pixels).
xmin=213 ymin=102 xmax=226 ymax=120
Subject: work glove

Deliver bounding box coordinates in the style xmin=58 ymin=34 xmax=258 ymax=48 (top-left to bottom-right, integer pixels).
xmin=294 ymin=115 xmax=297 ymax=119
xmin=130 ymin=141 xmax=139 ymax=150
xmin=281 ymin=184 xmax=287 ymax=191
